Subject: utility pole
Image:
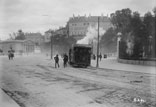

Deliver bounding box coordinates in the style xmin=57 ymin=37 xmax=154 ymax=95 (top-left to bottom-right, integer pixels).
xmin=96 ymin=16 xmax=100 ymax=68
xmin=117 ymin=32 xmax=121 ymax=59
xmin=51 ymin=32 xmax=53 ymax=59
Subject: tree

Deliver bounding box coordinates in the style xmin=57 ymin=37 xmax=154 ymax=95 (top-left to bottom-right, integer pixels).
xmin=153 ymin=7 xmax=156 ymax=58
xmin=153 ymin=7 xmax=156 ymax=16
xmin=144 ymin=12 xmax=154 ymax=37
xmin=100 ymin=27 xmax=117 ymax=52
xmin=131 ymin=12 xmax=147 ymax=41
xmin=110 ymin=8 xmax=132 ymax=36
xmin=143 ymin=12 xmax=155 ymax=57
xmin=110 ymin=8 xmax=154 ymax=59
xmin=15 ymin=29 xmax=25 ymax=40
xmin=41 ymin=34 xmax=76 ymax=54
xmin=52 ymin=34 xmax=76 ymax=46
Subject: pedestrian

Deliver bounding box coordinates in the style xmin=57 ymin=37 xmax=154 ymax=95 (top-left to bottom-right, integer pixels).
xmin=8 ymin=48 xmax=14 ymax=60
xmin=8 ymin=50 xmax=11 ymax=60
xmin=10 ymin=51 xmax=14 ymax=60
xmin=93 ymin=54 xmax=96 ymax=60
xmin=63 ymin=53 xmax=68 ymax=68
xmin=99 ymin=53 xmax=102 ymax=61
xmin=54 ymin=54 xmax=59 ymax=68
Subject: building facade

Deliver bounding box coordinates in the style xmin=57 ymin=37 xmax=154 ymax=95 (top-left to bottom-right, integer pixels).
xmin=67 ymin=15 xmax=112 ymax=40
xmin=44 ymin=30 xmax=53 ymax=42
xmin=25 ymin=33 xmax=44 ymax=46
xmin=44 ymin=27 xmax=68 ymax=43
xmin=54 ymin=27 xmax=68 ymax=37
xmin=0 ymin=40 xmax=35 ymax=54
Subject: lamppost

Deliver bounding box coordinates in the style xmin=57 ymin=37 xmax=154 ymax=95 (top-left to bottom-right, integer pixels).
xmin=117 ymin=32 xmax=122 ymax=59
xmin=96 ymin=16 xmax=100 ymax=68
xmin=41 ymin=15 xmax=54 ymax=59
xmin=51 ymin=31 xmax=53 ymax=59
xmin=149 ymin=35 xmax=152 ymax=57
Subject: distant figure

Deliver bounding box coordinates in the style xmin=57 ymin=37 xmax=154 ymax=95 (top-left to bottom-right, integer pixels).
xmin=54 ymin=54 xmax=59 ymax=68
xmin=99 ymin=53 xmax=102 ymax=61
xmin=93 ymin=54 xmax=96 ymax=60
xmin=63 ymin=53 xmax=68 ymax=68
xmin=8 ymin=50 xmax=11 ymax=60
xmin=104 ymin=54 xmax=107 ymax=58
xmin=8 ymin=48 xmax=14 ymax=60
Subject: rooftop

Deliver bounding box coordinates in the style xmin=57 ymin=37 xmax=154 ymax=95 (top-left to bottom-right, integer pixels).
xmin=0 ymin=40 xmax=33 ymax=43
xmin=68 ymin=15 xmax=111 ymax=23
xmin=73 ymin=44 xmax=92 ymax=48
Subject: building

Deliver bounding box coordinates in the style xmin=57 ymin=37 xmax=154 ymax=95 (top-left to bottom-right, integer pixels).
xmin=44 ymin=27 xmax=68 ymax=43
xmin=44 ymin=30 xmax=53 ymax=42
xmin=0 ymin=40 xmax=35 ymax=54
xmin=25 ymin=33 xmax=44 ymax=46
xmin=55 ymin=27 xmax=68 ymax=37
xmin=67 ymin=14 xmax=112 ymax=40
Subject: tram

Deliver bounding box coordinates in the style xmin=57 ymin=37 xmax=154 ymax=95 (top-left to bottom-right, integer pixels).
xmin=69 ymin=44 xmax=92 ymax=67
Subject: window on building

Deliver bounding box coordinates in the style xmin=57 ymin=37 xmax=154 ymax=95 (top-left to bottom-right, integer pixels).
xmin=72 ymin=23 xmax=77 ymax=26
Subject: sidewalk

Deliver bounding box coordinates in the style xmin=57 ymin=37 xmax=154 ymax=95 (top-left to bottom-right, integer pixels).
xmin=91 ymin=57 xmax=156 ymax=75
xmin=0 ymin=89 xmax=19 ymax=107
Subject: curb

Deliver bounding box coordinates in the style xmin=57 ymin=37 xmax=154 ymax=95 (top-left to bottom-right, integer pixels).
xmin=118 ymin=59 xmax=156 ymax=66
xmin=0 ymin=89 xmax=20 ymax=107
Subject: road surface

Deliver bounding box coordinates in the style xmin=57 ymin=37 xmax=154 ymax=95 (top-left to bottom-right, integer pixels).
xmin=0 ymin=54 xmax=156 ymax=107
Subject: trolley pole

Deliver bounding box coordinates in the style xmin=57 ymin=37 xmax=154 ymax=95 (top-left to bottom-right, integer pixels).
xmin=51 ymin=33 xmax=53 ymax=59
xmin=96 ymin=16 xmax=100 ymax=68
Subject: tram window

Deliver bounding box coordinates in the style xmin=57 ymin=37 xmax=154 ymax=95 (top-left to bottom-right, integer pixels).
xmin=88 ymin=50 xmax=91 ymax=54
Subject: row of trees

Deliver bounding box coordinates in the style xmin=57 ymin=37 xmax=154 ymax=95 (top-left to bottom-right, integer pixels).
xmin=8 ymin=29 xmax=76 ymax=54
xmin=41 ymin=34 xmax=76 ymax=54
xmin=9 ymin=29 xmax=25 ymax=40
xmin=100 ymin=8 xmax=155 ymax=59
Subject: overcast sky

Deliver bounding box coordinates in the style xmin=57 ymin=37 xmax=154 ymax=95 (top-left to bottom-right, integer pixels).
xmin=0 ymin=0 xmax=155 ymax=40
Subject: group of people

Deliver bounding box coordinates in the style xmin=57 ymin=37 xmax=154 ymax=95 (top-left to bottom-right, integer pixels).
xmin=92 ymin=54 xmax=102 ymax=61
xmin=54 ymin=53 xmax=68 ymax=68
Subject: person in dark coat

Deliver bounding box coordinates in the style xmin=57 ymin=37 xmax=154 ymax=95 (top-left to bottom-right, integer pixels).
xmin=63 ymin=53 xmax=68 ymax=68
xmin=8 ymin=50 xmax=11 ymax=60
xmin=99 ymin=53 xmax=102 ymax=61
xmin=8 ymin=48 xmax=14 ymax=60
xmin=54 ymin=54 xmax=59 ymax=68
xmin=93 ymin=54 xmax=96 ymax=60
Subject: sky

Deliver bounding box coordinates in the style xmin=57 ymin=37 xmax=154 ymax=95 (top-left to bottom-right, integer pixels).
xmin=0 ymin=0 xmax=155 ymax=40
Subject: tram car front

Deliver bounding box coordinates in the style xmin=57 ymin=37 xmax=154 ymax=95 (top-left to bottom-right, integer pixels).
xmin=69 ymin=44 xmax=92 ymax=67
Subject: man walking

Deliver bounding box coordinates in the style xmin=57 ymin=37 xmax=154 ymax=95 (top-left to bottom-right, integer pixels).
xmin=8 ymin=47 xmax=14 ymax=60
xmin=99 ymin=53 xmax=102 ymax=61
xmin=54 ymin=54 xmax=59 ymax=68
xmin=63 ymin=53 xmax=68 ymax=68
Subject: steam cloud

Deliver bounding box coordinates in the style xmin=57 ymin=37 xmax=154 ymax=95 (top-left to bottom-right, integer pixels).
xmin=77 ymin=25 xmax=105 ymax=44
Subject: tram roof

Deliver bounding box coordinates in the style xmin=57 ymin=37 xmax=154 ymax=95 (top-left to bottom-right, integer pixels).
xmin=72 ymin=44 xmax=92 ymax=48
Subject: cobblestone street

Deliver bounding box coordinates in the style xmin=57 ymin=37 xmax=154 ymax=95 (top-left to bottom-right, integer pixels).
xmin=0 ymin=54 xmax=156 ymax=107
